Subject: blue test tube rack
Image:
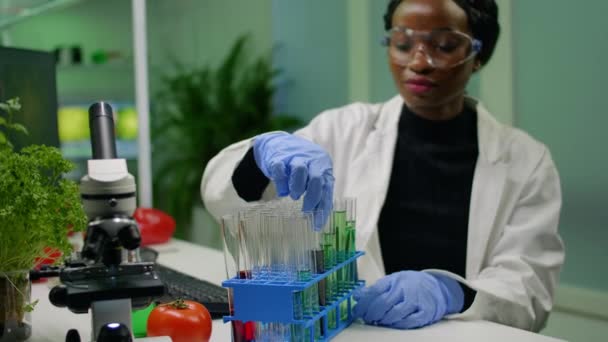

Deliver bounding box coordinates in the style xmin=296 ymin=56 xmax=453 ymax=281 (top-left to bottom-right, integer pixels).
xmin=222 ymin=251 xmax=365 ymax=341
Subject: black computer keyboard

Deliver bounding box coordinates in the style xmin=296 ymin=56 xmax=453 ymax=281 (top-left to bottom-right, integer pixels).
xmin=154 ymin=263 xmax=230 ymax=319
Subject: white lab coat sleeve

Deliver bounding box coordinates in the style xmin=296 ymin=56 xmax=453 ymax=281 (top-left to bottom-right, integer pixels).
xmin=200 ymin=137 xmax=257 ymax=223
xmin=294 ymin=109 xmax=341 ymax=158
xmin=427 ymin=148 xmax=564 ymax=332
xmin=201 ymin=109 xmax=342 ymax=223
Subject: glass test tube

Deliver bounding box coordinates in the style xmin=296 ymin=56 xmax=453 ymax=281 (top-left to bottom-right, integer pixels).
xmin=290 ymin=214 xmax=309 ymax=342
xmin=345 ymin=198 xmax=357 ymax=287
xmin=333 ymin=198 xmax=347 ymax=323
xmin=302 ymin=212 xmax=321 ymax=340
xmin=332 ymin=199 xmax=344 ymax=308
xmin=221 ymin=214 xmax=250 ymax=342
xmin=259 ymin=210 xmax=274 ymax=279
xmin=341 ymin=197 xmax=357 ymax=322
xmin=322 ymin=212 xmax=338 ymax=330
xmin=310 ymin=211 xmax=326 ymax=339
xmin=239 ymin=210 xmax=260 ymax=340
xmin=256 ymin=209 xmax=290 ymax=341
xmin=334 ymin=198 xmax=348 ymax=264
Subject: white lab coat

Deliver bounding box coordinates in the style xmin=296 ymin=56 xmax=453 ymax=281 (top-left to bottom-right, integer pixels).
xmin=201 ymin=95 xmax=564 ymax=332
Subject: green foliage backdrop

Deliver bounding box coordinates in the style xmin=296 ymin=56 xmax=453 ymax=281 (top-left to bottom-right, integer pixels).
xmin=151 ymin=35 xmax=302 ymax=238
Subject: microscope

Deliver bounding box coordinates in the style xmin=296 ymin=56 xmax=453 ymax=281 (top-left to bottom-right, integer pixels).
xmin=43 ymin=102 xmax=166 ymax=341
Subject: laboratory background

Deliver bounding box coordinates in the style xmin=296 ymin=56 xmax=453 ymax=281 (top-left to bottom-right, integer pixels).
xmin=0 ymin=0 xmax=606 ymax=341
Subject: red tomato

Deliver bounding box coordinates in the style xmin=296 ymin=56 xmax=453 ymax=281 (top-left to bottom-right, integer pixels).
xmin=134 ymin=207 xmax=176 ymax=246
xmin=147 ymin=299 xmax=212 ymax=342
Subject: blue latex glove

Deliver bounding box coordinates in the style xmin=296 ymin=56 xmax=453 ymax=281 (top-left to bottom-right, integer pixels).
xmin=353 ymin=271 xmax=464 ymax=329
xmin=253 ymin=132 xmax=334 ymax=230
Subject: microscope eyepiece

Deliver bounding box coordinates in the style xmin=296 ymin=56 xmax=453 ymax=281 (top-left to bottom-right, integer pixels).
xmin=89 ymin=102 xmax=117 ymax=160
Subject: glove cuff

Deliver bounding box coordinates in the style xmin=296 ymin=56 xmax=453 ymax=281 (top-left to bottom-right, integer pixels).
xmin=252 ymin=132 xmax=289 ymax=178
xmin=431 ymin=274 xmax=465 ymax=315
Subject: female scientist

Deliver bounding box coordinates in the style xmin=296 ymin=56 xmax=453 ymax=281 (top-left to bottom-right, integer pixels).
xmin=201 ymin=0 xmax=564 ymax=332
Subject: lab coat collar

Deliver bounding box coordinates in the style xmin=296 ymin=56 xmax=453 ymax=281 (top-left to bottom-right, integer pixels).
xmin=377 ymin=95 xmax=506 ymax=164
xmin=468 ymin=97 xmax=505 ymax=165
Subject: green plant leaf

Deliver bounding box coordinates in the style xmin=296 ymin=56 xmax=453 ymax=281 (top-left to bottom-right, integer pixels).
xmin=0 ymin=131 xmax=6 ymax=144
xmin=151 ymin=34 xmax=303 ymax=235
xmin=0 ymin=116 xmax=7 ymax=126
xmin=23 ymin=299 xmax=39 ymax=313
xmin=10 ymin=123 xmax=29 ymax=135
xmin=0 ymin=99 xmax=86 ymax=272
xmin=0 ymin=103 xmax=9 ymax=112
xmin=7 ymin=97 xmax=21 ymax=111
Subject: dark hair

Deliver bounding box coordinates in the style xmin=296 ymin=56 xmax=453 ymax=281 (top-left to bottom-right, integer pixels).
xmin=383 ymin=0 xmax=500 ymax=66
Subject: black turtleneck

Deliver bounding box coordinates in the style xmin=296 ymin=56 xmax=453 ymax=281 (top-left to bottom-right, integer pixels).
xmin=378 ymin=103 xmax=478 ymax=308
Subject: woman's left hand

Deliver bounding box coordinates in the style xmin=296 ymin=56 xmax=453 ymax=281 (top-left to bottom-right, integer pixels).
xmin=353 ymin=271 xmax=464 ymax=329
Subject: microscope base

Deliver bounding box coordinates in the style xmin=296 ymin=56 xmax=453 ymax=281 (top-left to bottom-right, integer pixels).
xmin=90 ymin=299 xmax=172 ymax=341
xmin=91 ymin=299 xmax=132 ymax=340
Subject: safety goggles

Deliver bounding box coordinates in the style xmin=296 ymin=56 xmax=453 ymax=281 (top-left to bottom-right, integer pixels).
xmin=382 ymin=27 xmax=482 ymax=69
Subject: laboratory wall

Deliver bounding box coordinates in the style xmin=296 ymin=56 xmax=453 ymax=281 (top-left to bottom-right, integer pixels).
xmin=6 ymin=0 xmax=273 ymax=103
xmin=271 ymin=0 xmax=349 ymax=120
xmin=513 ymin=0 xmax=608 ymax=293
xmin=7 ymin=0 xmax=135 ymax=103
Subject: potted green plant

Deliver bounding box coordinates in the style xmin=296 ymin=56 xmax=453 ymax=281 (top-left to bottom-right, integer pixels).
xmin=0 ymin=98 xmax=87 ymax=341
xmin=152 ymin=34 xmax=302 ymax=241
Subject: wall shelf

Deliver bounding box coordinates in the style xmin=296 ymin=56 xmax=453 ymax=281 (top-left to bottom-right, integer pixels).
xmin=0 ymin=0 xmax=86 ymax=30
xmin=57 ymin=62 xmax=132 ymax=72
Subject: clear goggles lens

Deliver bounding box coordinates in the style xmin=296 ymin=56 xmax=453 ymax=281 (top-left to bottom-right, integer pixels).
xmin=384 ymin=28 xmax=482 ymax=69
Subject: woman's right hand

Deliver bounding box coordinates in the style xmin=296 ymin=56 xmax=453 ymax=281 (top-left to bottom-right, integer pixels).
xmin=253 ymin=132 xmax=334 ymax=230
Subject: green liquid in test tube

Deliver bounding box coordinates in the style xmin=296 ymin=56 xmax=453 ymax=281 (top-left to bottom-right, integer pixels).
xmin=301 ymin=269 xmax=314 ymax=341
xmin=290 ymin=325 xmax=305 ymax=342
xmin=334 ymin=211 xmax=350 ymax=323
xmin=334 ymin=210 xmax=347 ymax=264
xmin=306 ymin=249 xmax=321 ymax=340
xmin=298 ymin=270 xmax=313 ymax=315
xmin=305 ymin=214 xmax=321 ymax=341
xmin=313 ymin=249 xmax=326 ymax=339
xmin=339 ymin=221 xmax=357 ymax=322
xmin=322 ymin=228 xmax=337 ymax=329
xmin=336 ymin=198 xmax=356 ymax=322
xmin=291 ymin=269 xmax=311 ymax=342
xmin=289 ymin=213 xmax=305 ymax=342
xmin=346 ymin=220 xmax=356 ymax=287
xmin=334 ymin=209 xmax=347 ymax=286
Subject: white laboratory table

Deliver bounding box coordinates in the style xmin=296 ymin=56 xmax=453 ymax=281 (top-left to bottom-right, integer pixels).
xmin=30 ymin=239 xmax=566 ymax=342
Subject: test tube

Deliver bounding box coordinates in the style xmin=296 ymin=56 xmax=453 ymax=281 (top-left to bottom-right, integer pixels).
xmin=238 ymin=211 xmax=260 ymax=340
xmin=221 ymin=214 xmax=249 ymax=342
xmin=258 ymin=210 xmax=272 ymax=278
xmin=303 ymin=211 xmax=322 ymax=340
xmin=345 ymin=197 xmax=357 ymax=287
xmin=270 ymin=212 xmax=291 ymax=279
xmin=241 ymin=208 xmax=268 ymax=279
xmin=281 ymin=212 xmax=306 ymax=341
xmin=321 ymin=213 xmax=338 ymax=330
xmin=298 ymin=212 xmax=317 ymax=337
xmin=253 ymin=210 xmax=287 ymax=342
xmin=341 ymin=197 xmax=357 ymax=322
xmin=310 ymin=211 xmax=326 ymax=338
xmin=333 ymin=198 xmax=350 ymax=299
xmin=333 ymin=199 xmax=347 ymax=263
xmin=257 ymin=322 xmax=290 ymax=342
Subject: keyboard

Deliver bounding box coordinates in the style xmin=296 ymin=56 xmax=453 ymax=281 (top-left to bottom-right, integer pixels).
xmin=154 ymin=263 xmax=230 ymax=319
